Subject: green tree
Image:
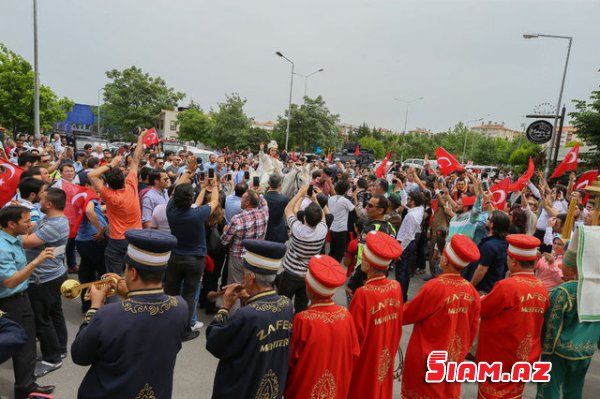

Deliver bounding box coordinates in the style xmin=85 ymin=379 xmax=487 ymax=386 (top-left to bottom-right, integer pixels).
xmin=0 ymin=43 xmax=73 ymax=133
xmin=101 ymin=66 xmax=184 ymax=136
xmin=509 ymin=142 xmax=541 ymax=167
xmin=273 ymin=96 xmax=339 ymax=151
xmin=348 ymin=122 xmax=371 ymax=142
xmin=570 ymin=72 xmax=600 ymax=165
xmin=236 ymin=127 xmax=272 ymax=150
xmin=210 ymin=93 xmax=252 ymax=149
xmin=177 ymin=107 xmax=213 ymax=146
xmin=358 ymin=136 xmax=386 ymax=159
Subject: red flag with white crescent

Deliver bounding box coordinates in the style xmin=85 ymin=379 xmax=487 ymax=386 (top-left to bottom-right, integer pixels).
xmin=142 ymin=128 xmax=160 ymax=147
xmin=550 ymin=144 xmax=579 ymax=179
xmin=376 ymin=152 xmax=391 ymax=178
xmin=0 ymin=159 xmax=24 ymax=207
xmin=574 ymin=170 xmax=598 ymax=205
xmin=508 ymin=157 xmax=535 ymax=192
xmin=435 ymin=147 xmax=463 ymax=176
xmin=489 ymin=177 xmax=510 ymax=210
xmin=355 ymin=145 xmax=361 ymax=156
xmin=53 ymin=180 xmax=98 ymax=238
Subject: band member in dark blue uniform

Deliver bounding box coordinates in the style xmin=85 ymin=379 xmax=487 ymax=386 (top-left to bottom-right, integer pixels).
xmin=71 ymin=229 xmax=188 ymax=399
xmin=206 ymin=239 xmax=293 ymax=399
xmin=0 ymin=310 xmax=27 ymax=364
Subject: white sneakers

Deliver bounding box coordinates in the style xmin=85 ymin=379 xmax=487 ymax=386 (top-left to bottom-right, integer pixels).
xmin=191 ymin=321 xmax=205 ymax=332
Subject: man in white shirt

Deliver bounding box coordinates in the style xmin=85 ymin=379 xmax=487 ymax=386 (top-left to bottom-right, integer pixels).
xmin=327 ymin=180 xmax=356 ymax=261
xmin=91 ymin=144 xmax=104 ymax=159
xmin=395 ymin=191 xmax=425 ymax=301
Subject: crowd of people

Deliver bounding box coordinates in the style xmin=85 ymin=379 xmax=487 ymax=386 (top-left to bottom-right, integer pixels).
xmin=1 ymin=128 xmax=599 ymax=399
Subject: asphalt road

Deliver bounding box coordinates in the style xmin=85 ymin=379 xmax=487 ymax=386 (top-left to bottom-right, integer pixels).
xmin=1 ymin=273 xmax=599 ymax=399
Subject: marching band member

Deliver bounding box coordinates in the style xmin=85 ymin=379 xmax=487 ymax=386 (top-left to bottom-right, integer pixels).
xmin=402 ymin=234 xmax=482 ymax=399
xmin=206 ymin=239 xmax=293 ymax=399
xmin=477 ymin=234 xmax=549 ymax=399
xmin=71 ymin=229 xmax=188 ymax=399
xmin=285 ymin=255 xmax=359 ymax=399
xmin=537 ymin=229 xmax=600 ymax=399
xmin=347 ymin=231 xmax=403 ymax=399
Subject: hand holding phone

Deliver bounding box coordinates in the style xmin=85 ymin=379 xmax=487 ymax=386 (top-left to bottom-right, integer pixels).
xmin=253 ymin=176 xmax=260 ymax=187
xmin=208 ymin=168 xmax=215 ymax=179
xmin=307 ymin=185 xmax=314 ymax=197
xmin=244 ymin=171 xmax=250 ymax=180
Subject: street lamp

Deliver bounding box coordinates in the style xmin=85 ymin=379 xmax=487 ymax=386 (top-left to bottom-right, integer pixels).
xmin=33 ymin=0 xmax=40 ymax=138
xmin=395 ymin=97 xmax=424 ymax=134
xmin=294 ymin=68 xmax=324 ymax=98
xmin=462 ymin=117 xmax=484 ymax=162
xmin=276 ymin=51 xmax=294 ymax=152
xmin=523 ymin=32 xmax=573 ymax=178
xmin=97 ymin=88 xmax=104 ymax=136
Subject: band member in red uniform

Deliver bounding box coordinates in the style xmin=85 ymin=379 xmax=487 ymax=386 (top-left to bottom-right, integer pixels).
xmin=477 ymin=234 xmax=549 ymax=399
xmin=348 ymin=231 xmax=403 ymax=399
xmin=285 ymin=255 xmax=360 ymax=399
xmin=402 ymin=234 xmax=481 ymax=399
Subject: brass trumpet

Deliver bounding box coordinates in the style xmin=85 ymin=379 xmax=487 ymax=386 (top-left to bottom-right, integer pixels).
xmin=61 ymin=277 xmax=123 ymax=300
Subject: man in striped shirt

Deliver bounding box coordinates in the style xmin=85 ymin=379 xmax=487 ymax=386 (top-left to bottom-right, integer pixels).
xmin=277 ymin=185 xmax=328 ymax=313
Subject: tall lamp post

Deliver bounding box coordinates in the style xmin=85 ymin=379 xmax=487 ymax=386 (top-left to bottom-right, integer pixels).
xmin=294 ymin=68 xmax=324 ymax=98
xmin=276 ymin=51 xmax=294 ymax=152
xmin=462 ymin=117 xmax=484 ymax=162
xmin=97 ymin=88 xmax=104 ymax=136
xmin=33 ymin=0 xmax=40 ymax=138
xmin=395 ymin=97 xmax=424 ymax=134
xmin=523 ymin=32 xmax=573 ymax=178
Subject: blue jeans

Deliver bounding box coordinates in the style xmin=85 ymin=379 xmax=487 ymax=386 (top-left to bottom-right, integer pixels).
xmin=191 ymin=283 xmax=201 ymax=325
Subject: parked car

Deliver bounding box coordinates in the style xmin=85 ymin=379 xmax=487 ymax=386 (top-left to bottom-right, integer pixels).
xmin=65 ymin=134 xmax=110 ymax=154
xmin=402 ymin=158 xmax=437 ymax=171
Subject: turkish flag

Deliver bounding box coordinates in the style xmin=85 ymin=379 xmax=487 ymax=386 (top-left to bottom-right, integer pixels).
xmin=355 ymin=145 xmax=361 ymax=156
xmin=142 ymin=128 xmax=160 ymax=147
xmin=375 ymin=152 xmax=391 ymax=178
xmin=327 ymin=150 xmax=332 ymax=163
xmin=489 ymin=177 xmax=510 ymax=210
xmin=53 ymin=180 xmax=98 ymax=238
xmin=0 ymin=159 xmax=24 ymax=207
xmin=435 ymin=147 xmax=463 ymax=176
xmin=574 ymin=170 xmax=598 ymax=205
xmin=508 ymin=157 xmax=535 ymax=192
xmin=550 ymin=144 xmax=579 ymax=179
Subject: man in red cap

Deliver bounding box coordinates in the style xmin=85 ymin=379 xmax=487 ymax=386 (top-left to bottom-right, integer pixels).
xmin=348 ymin=231 xmax=403 ymax=399
xmin=285 ymin=255 xmax=360 ymax=399
xmin=477 ymin=234 xmax=549 ymax=399
xmin=402 ymin=234 xmax=482 ymax=399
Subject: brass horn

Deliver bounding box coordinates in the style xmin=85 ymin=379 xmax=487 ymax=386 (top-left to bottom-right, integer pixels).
xmin=61 ymin=277 xmax=122 ymax=300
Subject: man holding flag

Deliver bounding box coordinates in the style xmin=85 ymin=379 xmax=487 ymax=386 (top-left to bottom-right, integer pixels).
xmin=87 ymin=129 xmax=147 ymax=274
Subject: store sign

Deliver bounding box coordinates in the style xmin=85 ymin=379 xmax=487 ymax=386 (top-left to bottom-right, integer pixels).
xmin=526 ymin=120 xmax=553 ymax=144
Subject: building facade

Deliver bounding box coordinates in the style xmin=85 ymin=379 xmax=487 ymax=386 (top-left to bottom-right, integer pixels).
xmin=471 ymin=122 xmax=518 ymax=141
